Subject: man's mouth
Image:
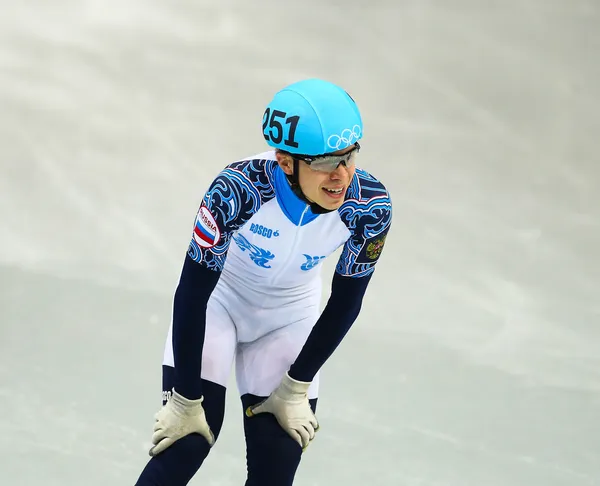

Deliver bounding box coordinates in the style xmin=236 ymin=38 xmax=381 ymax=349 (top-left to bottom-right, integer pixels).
xmin=322 ymin=186 xmax=345 ymax=198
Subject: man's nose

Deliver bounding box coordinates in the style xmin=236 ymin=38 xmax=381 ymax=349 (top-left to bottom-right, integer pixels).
xmin=329 ymin=163 xmax=348 ymax=179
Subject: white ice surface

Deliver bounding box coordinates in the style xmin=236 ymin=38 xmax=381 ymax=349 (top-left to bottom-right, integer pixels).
xmin=0 ymin=1 xmax=599 ymax=485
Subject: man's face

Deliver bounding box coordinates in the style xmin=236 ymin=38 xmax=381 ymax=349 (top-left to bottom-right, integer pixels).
xmin=277 ymin=145 xmax=357 ymax=211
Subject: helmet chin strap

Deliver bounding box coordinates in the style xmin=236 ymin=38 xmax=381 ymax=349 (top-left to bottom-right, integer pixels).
xmin=286 ymin=158 xmax=334 ymax=214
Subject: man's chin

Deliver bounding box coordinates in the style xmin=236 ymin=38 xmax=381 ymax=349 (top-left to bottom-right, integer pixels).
xmin=317 ymin=199 xmax=344 ymax=211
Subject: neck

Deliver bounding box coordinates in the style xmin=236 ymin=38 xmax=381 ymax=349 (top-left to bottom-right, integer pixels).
xmin=284 ymin=171 xmax=334 ymax=214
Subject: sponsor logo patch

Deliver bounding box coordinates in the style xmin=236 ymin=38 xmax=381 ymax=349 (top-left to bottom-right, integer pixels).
xmin=193 ymin=205 xmax=221 ymax=248
xmin=249 ymin=223 xmax=279 ymax=239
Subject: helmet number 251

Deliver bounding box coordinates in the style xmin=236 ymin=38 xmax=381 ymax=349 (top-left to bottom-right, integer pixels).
xmin=262 ymin=109 xmax=300 ymax=148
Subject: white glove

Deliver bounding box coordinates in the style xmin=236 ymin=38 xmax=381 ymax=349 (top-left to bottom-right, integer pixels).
xmin=245 ymin=372 xmax=319 ymax=450
xmin=149 ymin=389 xmax=215 ymax=457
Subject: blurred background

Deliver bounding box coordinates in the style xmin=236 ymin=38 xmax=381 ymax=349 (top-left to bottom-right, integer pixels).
xmin=0 ymin=1 xmax=599 ymax=485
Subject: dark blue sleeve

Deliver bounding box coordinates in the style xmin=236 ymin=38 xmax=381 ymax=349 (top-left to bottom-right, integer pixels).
xmin=172 ymin=254 xmax=220 ymax=400
xmin=288 ymin=272 xmax=372 ymax=382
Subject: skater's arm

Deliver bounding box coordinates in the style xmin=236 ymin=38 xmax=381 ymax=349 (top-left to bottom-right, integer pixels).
xmin=172 ymin=255 xmax=221 ymax=400
xmin=289 ymin=189 xmax=392 ymax=382
xmin=171 ymin=163 xmax=268 ymax=399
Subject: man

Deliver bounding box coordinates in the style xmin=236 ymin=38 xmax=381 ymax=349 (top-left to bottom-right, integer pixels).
xmin=135 ymin=78 xmax=392 ymax=485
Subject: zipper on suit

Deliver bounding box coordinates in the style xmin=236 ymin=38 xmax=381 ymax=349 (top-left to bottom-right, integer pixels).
xmin=270 ymin=204 xmax=310 ymax=284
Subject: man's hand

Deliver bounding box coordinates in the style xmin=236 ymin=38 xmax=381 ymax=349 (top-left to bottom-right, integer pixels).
xmin=245 ymin=372 xmax=319 ymax=450
xmin=149 ymin=390 xmax=215 ymax=457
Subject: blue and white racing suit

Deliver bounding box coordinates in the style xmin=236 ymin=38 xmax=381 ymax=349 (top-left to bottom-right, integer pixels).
xmin=163 ymin=151 xmax=392 ymax=401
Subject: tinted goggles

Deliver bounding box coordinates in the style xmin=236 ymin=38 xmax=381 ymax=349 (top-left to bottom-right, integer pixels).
xmin=291 ymin=142 xmax=361 ymax=172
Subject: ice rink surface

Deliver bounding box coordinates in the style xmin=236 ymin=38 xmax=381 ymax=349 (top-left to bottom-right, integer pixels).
xmin=1 ymin=1 xmax=599 ymax=484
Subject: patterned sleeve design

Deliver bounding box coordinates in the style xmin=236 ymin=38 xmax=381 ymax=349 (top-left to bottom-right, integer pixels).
xmin=336 ymin=168 xmax=393 ymax=278
xmin=187 ymin=158 xmax=277 ymax=271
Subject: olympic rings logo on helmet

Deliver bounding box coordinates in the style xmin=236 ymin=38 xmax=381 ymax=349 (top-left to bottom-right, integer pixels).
xmin=327 ymin=125 xmax=362 ymax=151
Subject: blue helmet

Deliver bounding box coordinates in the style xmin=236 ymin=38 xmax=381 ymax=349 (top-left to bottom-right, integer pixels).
xmin=262 ymin=78 xmax=363 ymax=156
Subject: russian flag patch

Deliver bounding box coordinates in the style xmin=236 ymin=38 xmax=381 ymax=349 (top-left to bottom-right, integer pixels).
xmin=193 ymin=205 xmax=221 ymax=248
